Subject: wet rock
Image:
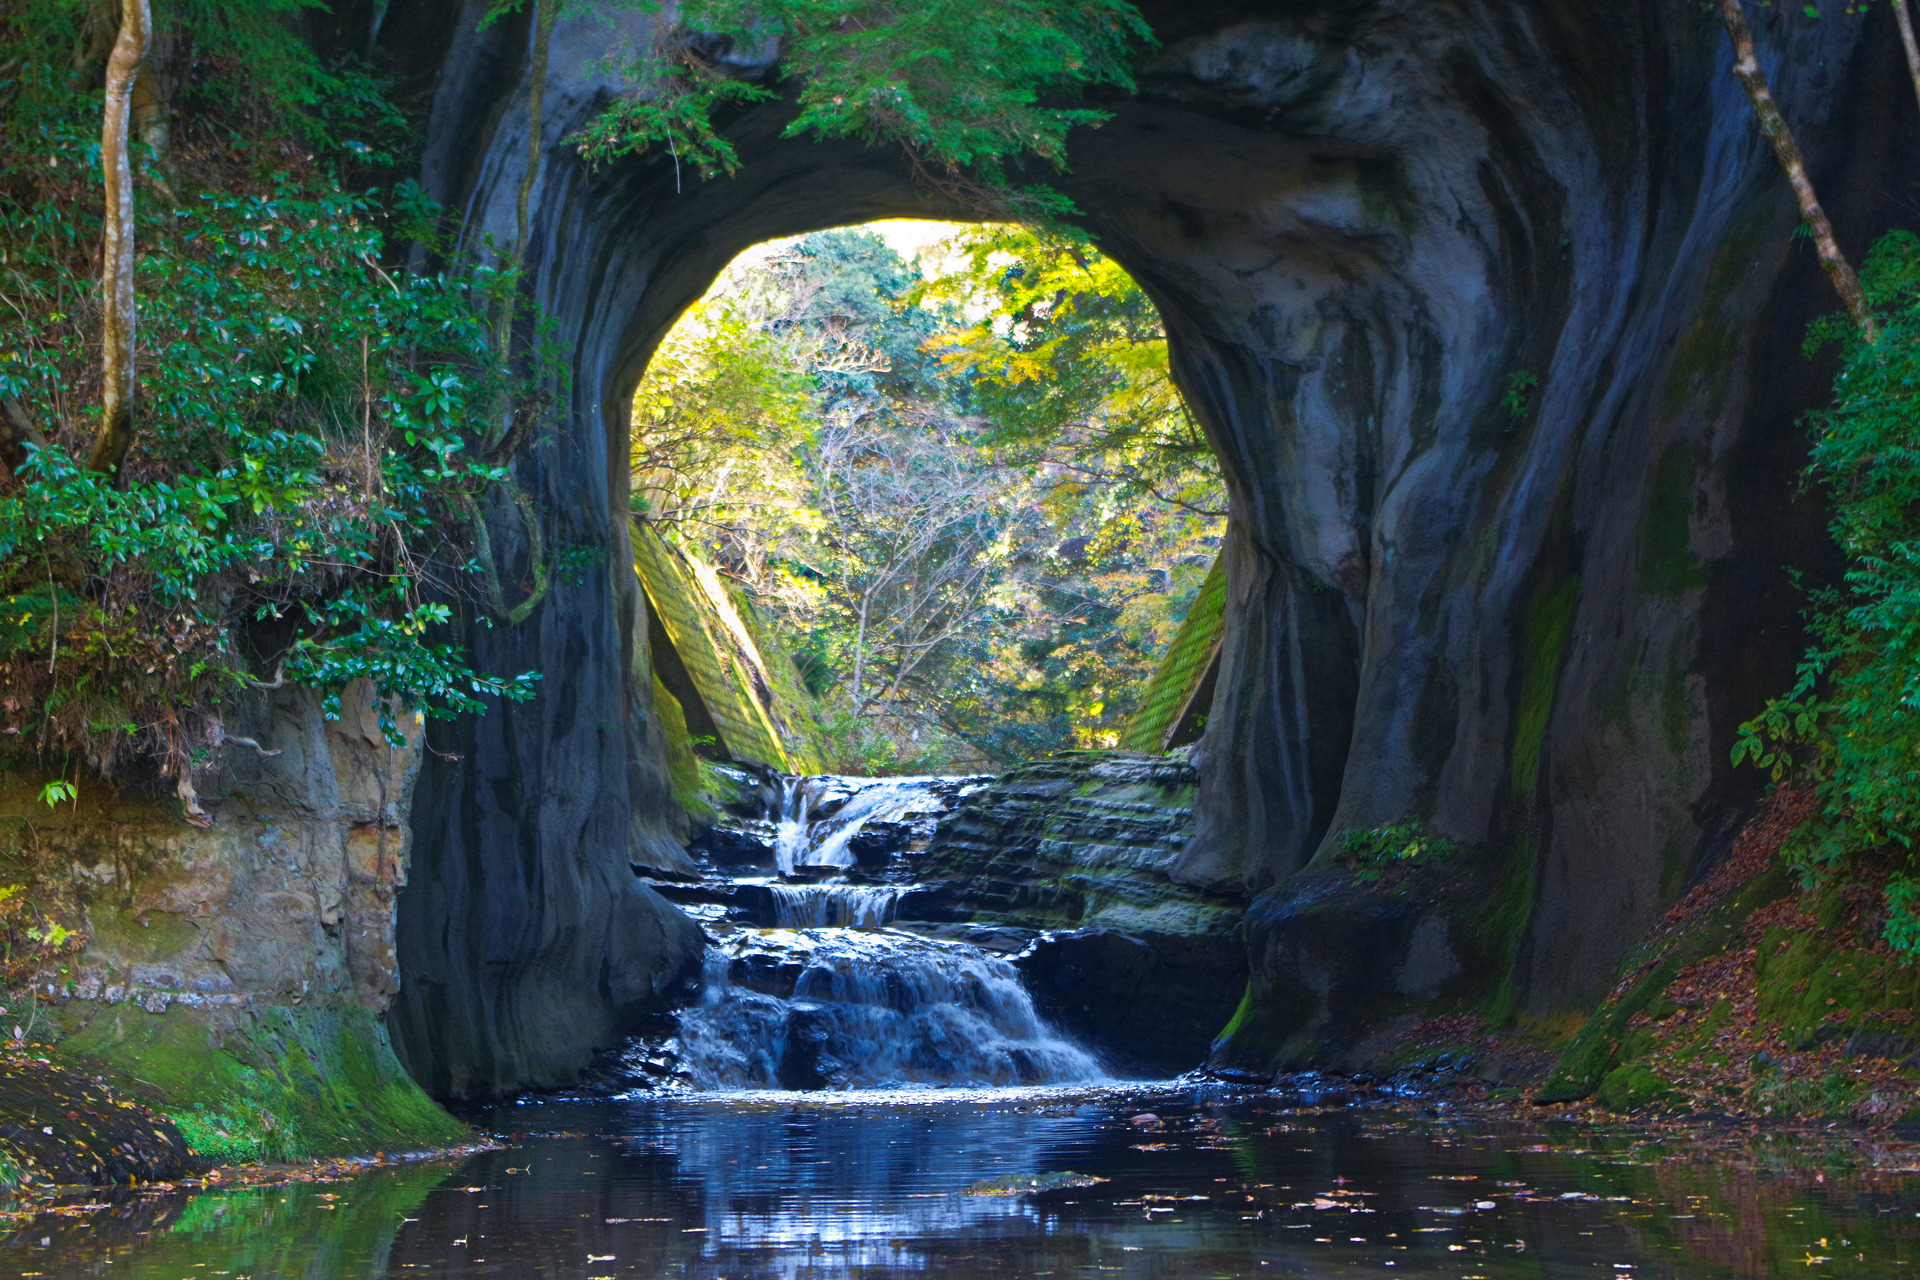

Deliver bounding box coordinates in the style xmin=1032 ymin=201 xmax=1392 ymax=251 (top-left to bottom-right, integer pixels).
xmin=686 ymin=822 xmax=777 ymax=871
xmin=777 ymin=1003 xmax=837 ymax=1090
xmin=918 ymin=750 xmax=1242 ymax=935
xmin=847 ymin=820 xmax=915 ymax=867
xmin=0 ymin=1052 xmax=197 ymax=1187
xmin=638 ymin=878 xmax=780 ymax=926
xmin=1209 ymin=856 xmax=1499 ymax=1076
xmin=1017 ymin=928 xmax=1248 ymax=1076
xmin=899 ymin=923 xmax=1041 ymax=955
xmin=1842 ymin=1025 xmax=1916 ymax=1063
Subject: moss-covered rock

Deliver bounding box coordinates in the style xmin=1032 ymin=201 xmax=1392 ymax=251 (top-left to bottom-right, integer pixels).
xmin=1538 ymin=794 xmax=1920 ymax=1120
xmin=55 ymin=1003 xmax=466 ymax=1165
xmin=1536 ymin=861 xmax=1792 ymax=1103
xmin=1120 ymin=558 xmax=1225 ymax=754
xmin=1207 ymin=847 xmax=1507 ymax=1076
xmin=1596 ymin=1062 xmax=1678 ymax=1112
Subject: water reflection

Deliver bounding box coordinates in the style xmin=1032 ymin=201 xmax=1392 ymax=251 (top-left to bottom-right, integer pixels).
xmin=5 ymin=1086 xmax=1919 ymax=1278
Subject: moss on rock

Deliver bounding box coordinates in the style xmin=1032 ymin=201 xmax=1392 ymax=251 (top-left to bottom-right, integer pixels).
xmin=1596 ymin=1062 xmax=1678 ymax=1112
xmin=1536 ymin=861 xmax=1790 ymax=1103
xmin=54 ymin=1002 xmax=466 ymax=1165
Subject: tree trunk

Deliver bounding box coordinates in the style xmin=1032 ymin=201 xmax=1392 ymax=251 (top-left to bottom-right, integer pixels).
xmin=90 ymin=0 xmax=149 ymax=476
xmin=1895 ymin=0 xmax=1920 ymax=121
xmin=1714 ymin=0 xmax=1876 ymax=340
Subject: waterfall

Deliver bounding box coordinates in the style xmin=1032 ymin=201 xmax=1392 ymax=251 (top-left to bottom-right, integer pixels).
xmin=770 ymin=775 xmax=822 ymax=876
xmin=628 ymin=768 xmax=1103 ymax=1094
xmin=769 ymin=884 xmax=906 ymax=927
xmin=672 ymin=928 xmax=1106 ymax=1091
xmin=769 ymin=773 xmax=986 ymax=874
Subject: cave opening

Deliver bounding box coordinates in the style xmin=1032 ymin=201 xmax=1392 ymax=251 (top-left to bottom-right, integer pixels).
xmin=624 ymin=217 xmax=1227 ymax=778
xmin=603 ymin=217 xmax=1247 ymax=1090
xmin=389 ymin=0 xmax=1890 ymax=1120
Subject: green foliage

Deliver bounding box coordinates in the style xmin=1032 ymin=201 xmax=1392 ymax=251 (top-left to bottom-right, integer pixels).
xmin=632 ymin=225 xmax=1219 ymax=769
xmin=35 ymin=780 xmax=75 ymax=810
xmin=1336 ymin=820 xmax=1462 ymax=882
xmin=577 ymin=0 xmax=1152 ymax=212
xmin=1885 ymin=874 xmax=1920 ymax=957
xmin=1501 ymin=369 xmax=1538 ymax=423
xmin=0 ymin=0 xmax=543 ymax=784
xmin=1732 ymin=231 xmax=1920 ymax=943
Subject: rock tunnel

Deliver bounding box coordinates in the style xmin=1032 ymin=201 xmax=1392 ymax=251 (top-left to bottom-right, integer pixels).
xmin=366 ymin=0 xmax=1914 ymax=1098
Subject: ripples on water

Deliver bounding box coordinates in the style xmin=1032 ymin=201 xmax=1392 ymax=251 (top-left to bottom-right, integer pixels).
xmin=5 ymin=1087 xmax=1919 ymax=1278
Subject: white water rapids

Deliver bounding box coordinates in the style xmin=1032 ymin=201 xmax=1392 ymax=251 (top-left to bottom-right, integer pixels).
xmin=630 ymin=772 xmax=1106 ymax=1092
xmin=673 ymin=928 xmax=1105 ymax=1090
xmin=771 ymin=774 xmax=980 ymax=874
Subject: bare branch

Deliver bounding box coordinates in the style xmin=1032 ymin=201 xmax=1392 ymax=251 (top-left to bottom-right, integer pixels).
xmin=1715 ymin=0 xmax=1876 ymax=340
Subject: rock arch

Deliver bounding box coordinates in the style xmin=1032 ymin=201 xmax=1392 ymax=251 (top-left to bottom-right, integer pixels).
xmin=376 ymin=0 xmax=1909 ymax=1095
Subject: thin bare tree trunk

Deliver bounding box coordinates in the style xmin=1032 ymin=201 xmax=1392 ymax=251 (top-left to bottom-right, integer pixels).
xmin=1714 ymin=0 xmax=1877 ymax=341
xmin=1896 ymin=0 xmax=1920 ymax=121
xmin=90 ymin=0 xmax=149 ymax=475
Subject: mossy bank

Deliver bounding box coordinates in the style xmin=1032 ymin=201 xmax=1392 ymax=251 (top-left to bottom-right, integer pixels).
xmin=0 ymin=682 xmax=469 ymax=1184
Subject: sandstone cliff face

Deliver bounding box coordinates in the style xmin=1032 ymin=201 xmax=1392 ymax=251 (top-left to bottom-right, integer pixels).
xmin=14 ymin=683 xmax=418 ymax=1019
xmin=4 ymin=683 xmax=467 ymax=1158
xmin=919 ymin=751 xmax=1237 ymax=937
xmin=367 ymin=0 xmax=1910 ymax=1091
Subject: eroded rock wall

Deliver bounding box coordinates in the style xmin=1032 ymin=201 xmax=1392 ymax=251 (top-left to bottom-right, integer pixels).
xmin=3 ymin=682 xmax=467 ymax=1158
xmin=367 ymin=0 xmax=1911 ymax=1090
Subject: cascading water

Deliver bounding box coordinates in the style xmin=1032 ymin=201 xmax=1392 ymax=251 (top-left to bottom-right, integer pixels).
xmin=769 ymin=883 xmax=906 ymax=927
xmin=771 ymin=773 xmax=979 ymax=875
xmin=673 ymin=928 xmax=1104 ymax=1090
xmin=628 ymin=772 xmax=1106 ymax=1092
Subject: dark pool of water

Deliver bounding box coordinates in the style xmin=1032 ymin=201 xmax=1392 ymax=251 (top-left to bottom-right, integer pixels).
xmin=4 ymin=1085 xmax=1918 ymax=1278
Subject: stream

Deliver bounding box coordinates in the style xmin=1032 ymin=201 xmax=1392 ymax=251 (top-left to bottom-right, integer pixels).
xmin=5 ymin=1088 xmax=1919 ymax=1277
xmin=2 ymin=775 xmax=1917 ymax=1276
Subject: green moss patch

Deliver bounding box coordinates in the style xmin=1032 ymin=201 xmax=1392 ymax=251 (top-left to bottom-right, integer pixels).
xmin=1120 ymin=557 xmax=1225 ymax=753
xmin=654 ymin=674 xmax=716 ymax=824
xmin=1540 ymin=839 xmax=1920 ymax=1120
xmin=1596 ymin=1063 xmax=1678 ymax=1112
xmin=1511 ymin=574 xmax=1577 ymax=800
xmin=1754 ymin=903 xmax=1920 ymax=1051
xmin=56 ymin=1003 xmax=466 ymax=1165
xmin=1638 ymin=445 xmax=1708 ymax=597
xmin=1537 ymin=862 xmax=1791 ymax=1103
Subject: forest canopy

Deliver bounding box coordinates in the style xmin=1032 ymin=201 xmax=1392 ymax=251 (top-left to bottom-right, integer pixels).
xmin=631 ymin=224 xmax=1222 ymax=772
